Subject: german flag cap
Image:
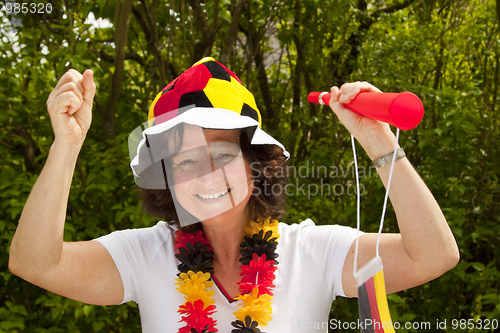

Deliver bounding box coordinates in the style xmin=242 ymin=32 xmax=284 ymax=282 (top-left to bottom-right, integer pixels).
xmin=147 ymin=57 xmax=262 ymax=128
xmin=129 ymin=57 xmax=289 ymax=185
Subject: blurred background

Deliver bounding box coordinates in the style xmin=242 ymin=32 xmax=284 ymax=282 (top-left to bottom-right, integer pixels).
xmin=1 ymin=0 xmax=499 ymax=331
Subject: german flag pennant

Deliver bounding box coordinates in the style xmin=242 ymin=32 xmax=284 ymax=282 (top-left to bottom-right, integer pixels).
xmin=354 ymin=256 xmax=396 ymax=333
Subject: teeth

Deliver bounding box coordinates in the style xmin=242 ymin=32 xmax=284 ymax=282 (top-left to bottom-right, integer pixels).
xmin=198 ymin=189 xmax=229 ymax=199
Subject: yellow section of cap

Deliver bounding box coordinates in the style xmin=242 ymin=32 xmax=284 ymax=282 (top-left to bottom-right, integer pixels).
xmin=192 ymin=57 xmax=215 ymax=67
xmin=203 ymin=77 xmax=261 ymax=127
xmin=147 ymin=90 xmax=164 ymax=126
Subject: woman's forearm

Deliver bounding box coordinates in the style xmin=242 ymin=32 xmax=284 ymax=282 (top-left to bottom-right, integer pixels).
xmin=360 ymin=131 xmax=460 ymax=274
xmin=9 ymin=141 xmax=81 ymax=280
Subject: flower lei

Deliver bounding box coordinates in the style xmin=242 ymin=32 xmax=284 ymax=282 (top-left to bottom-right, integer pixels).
xmin=174 ymin=217 xmax=280 ymax=333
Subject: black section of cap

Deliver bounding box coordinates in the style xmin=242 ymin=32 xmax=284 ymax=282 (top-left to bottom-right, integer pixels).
xmin=241 ymin=103 xmax=259 ymax=122
xmin=178 ymin=91 xmax=213 ymax=111
xmin=162 ymin=78 xmax=177 ymax=94
xmin=203 ymin=61 xmax=231 ymax=82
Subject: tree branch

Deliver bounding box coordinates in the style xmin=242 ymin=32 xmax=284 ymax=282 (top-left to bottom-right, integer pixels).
xmin=90 ymin=49 xmax=145 ymax=65
xmin=290 ymin=0 xmax=302 ymax=154
xmin=245 ymin=24 xmax=276 ymax=132
xmin=497 ymin=0 xmax=500 ymax=24
xmin=188 ymin=0 xmax=218 ymax=62
xmin=104 ymin=0 xmax=133 ymax=139
xmin=213 ymin=0 xmax=220 ymax=31
xmin=220 ymin=0 xmax=247 ymax=63
xmin=373 ymin=0 xmax=415 ymax=16
xmin=14 ymin=125 xmax=40 ymax=172
xmin=342 ymin=0 xmax=416 ymax=81
xmin=131 ymin=3 xmax=176 ymax=86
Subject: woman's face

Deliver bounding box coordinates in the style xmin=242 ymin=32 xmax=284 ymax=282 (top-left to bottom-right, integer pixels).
xmin=169 ymin=125 xmax=253 ymax=225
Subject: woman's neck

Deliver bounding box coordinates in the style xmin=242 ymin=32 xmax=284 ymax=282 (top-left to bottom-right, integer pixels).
xmin=201 ymin=213 xmax=247 ymax=267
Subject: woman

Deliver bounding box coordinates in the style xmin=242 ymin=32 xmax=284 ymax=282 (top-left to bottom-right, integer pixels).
xmin=9 ymin=58 xmax=459 ymax=332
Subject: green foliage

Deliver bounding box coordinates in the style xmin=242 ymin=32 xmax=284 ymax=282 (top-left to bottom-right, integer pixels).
xmin=1 ymin=0 xmax=499 ymax=331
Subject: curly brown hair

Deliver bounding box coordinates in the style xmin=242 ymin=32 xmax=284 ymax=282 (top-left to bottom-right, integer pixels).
xmin=138 ymin=125 xmax=288 ymax=231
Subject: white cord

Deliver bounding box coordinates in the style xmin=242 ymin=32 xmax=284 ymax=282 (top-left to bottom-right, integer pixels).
xmin=352 ymin=128 xmax=400 ymax=276
xmin=376 ymin=128 xmax=400 ymax=257
xmin=352 ymin=135 xmax=361 ymax=277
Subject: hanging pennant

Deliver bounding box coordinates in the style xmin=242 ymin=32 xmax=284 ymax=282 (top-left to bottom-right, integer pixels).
xmin=354 ymin=256 xmax=395 ymax=333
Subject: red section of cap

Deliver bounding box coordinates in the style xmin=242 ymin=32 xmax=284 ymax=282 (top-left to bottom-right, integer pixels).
xmin=153 ymin=63 xmax=214 ymax=122
xmin=162 ymin=77 xmax=177 ymax=92
xmin=153 ymin=91 xmax=180 ymax=124
xmin=154 ymin=108 xmax=178 ymax=124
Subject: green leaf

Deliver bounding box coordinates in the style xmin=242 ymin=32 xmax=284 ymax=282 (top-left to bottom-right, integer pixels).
xmin=83 ymin=304 xmax=93 ymax=317
xmin=82 ymin=4 xmax=93 ymax=20
xmin=76 ymin=41 xmax=87 ymax=54
xmin=482 ymin=294 xmax=499 ymax=304
xmin=460 ymin=120 xmax=477 ymax=132
xmin=387 ymin=294 xmax=403 ymax=304
xmin=471 ymin=262 xmax=485 ymax=271
xmin=92 ymin=321 xmax=105 ymax=332
xmin=111 ymin=202 xmax=123 ymax=210
xmin=400 ymin=313 xmax=417 ymax=322
xmin=74 ymin=306 xmax=82 ymax=319
xmin=452 ymin=227 xmax=462 ymax=237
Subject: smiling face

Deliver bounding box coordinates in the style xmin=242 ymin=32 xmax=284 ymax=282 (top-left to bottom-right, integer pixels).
xmin=168 ymin=125 xmax=253 ymax=226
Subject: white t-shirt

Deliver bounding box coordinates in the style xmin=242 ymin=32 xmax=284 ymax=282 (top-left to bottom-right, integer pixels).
xmin=94 ymin=219 xmax=360 ymax=332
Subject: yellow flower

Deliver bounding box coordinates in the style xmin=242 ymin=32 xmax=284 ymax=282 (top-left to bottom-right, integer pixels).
xmin=175 ymin=271 xmax=215 ymax=307
xmin=235 ymin=288 xmax=273 ymax=306
xmin=233 ymin=287 xmax=273 ymax=326
xmin=245 ymin=218 xmax=280 ymax=240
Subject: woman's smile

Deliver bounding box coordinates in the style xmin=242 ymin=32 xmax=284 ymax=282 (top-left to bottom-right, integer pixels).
xmin=195 ymin=187 xmax=232 ymax=200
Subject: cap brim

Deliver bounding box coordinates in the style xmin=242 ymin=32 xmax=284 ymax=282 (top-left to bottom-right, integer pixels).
xmin=130 ymin=107 xmax=289 ymax=180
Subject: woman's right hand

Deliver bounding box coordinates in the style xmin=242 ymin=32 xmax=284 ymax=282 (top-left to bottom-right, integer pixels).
xmin=46 ymin=69 xmax=96 ymax=147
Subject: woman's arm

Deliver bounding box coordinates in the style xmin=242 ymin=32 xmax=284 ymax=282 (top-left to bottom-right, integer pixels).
xmin=9 ymin=70 xmax=124 ymax=305
xmin=329 ymin=82 xmax=460 ymax=297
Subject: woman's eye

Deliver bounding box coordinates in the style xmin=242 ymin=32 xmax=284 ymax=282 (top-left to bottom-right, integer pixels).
xmin=172 ymin=159 xmax=196 ymax=170
xmin=216 ymin=153 xmax=235 ymax=159
xmin=178 ymin=159 xmax=195 ymax=165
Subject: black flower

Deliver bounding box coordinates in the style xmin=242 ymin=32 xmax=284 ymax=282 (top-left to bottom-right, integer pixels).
xmin=176 ymin=241 xmax=214 ymax=275
xmin=231 ymin=316 xmax=263 ymax=333
xmin=240 ymin=230 xmax=279 ymax=266
xmin=190 ymin=325 xmax=216 ymax=333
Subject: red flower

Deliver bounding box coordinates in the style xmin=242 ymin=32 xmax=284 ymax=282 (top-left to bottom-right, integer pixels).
xmin=240 ymin=253 xmax=277 ymax=285
xmin=178 ymin=300 xmax=218 ymax=332
xmin=238 ymin=280 xmax=275 ymax=296
xmin=175 ymin=230 xmax=212 ymax=254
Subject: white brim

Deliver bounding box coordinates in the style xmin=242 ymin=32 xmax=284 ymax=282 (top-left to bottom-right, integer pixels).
xmin=130 ymin=107 xmax=290 ymax=180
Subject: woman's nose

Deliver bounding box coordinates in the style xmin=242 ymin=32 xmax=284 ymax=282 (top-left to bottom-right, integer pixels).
xmin=194 ymin=154 xmax=222 ymax=183
xmin=195 ymin=152 xmax=213 ymax=175
xmin=196 ymin=167 xmax=226 ymax=188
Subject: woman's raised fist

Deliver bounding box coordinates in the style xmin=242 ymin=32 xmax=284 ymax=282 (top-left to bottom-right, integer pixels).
xmin=46 ymin=69 xmax=96 ymax=147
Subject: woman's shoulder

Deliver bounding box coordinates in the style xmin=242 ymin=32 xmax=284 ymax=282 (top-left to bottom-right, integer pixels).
xmin=278 ymin=218 xmax=358 ymax=243
xmin=103 ymin=220 xmax=173 ymax=236
xmin=277 ymin=219 xmax=318 ymax=243
xmin=277 ymin=218 xmax=315 ymax=232
xmin=278 ymin=218 xmax=357 ymax=231
xmin=94 ymin=221 xmax=175 ymax=252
